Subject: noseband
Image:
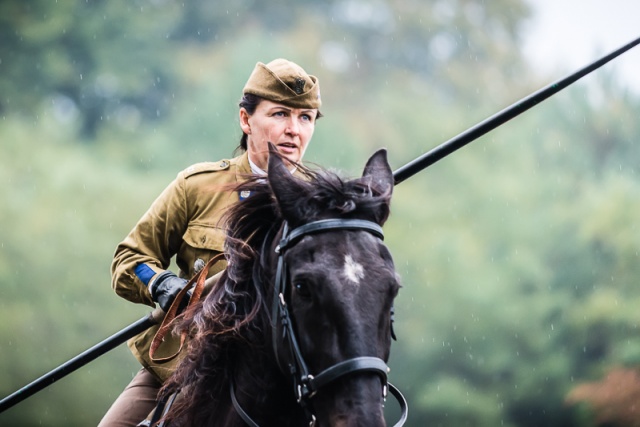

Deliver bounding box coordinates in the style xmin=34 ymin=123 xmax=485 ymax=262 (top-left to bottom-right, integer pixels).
xmin=231 ymin=218 xmax=408 ymax=427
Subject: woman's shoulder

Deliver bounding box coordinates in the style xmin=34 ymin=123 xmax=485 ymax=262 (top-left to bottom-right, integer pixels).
xmin=182 ymin=159 xmax=231 ymax=178
xmin=180 ymin=153 xmax=249 ymax=180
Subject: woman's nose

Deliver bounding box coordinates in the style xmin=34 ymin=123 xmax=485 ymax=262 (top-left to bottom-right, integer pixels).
xmin=285 ymin=117 xmax=300 ymax=135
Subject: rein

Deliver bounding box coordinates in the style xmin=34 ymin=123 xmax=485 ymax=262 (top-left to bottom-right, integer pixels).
xmin=232 ymin=218 xmax=408 ymax=427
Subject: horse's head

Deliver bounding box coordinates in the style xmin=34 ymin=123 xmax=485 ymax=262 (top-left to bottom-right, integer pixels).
xmin=162 ymin=147 xmax=404 ymax=427
xmin=267 ymin=145 xmax=400 ymax=427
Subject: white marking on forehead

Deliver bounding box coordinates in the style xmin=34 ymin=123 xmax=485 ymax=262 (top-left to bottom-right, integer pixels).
xmin=343 ymin=254 xmax=365 ymax=285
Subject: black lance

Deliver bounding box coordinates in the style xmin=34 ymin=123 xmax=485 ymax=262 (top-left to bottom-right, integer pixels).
xmin=0 ymin=309 xmax=164 ymax=413
xmin=1 ymin=35 xmax=639 ymax=415
xmin=393 ymin=35 xmax=640 ymax=184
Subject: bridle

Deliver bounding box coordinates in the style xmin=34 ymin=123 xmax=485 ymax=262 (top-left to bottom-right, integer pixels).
xmin=231 ymin=218 xmax=408 ymax=427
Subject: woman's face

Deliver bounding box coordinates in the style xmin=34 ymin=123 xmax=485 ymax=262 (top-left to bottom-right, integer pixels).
xmin=240 ymin=99 xmax=318 ymax=170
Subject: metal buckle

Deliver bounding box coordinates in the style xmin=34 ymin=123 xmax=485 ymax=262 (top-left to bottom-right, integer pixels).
xmin=296 ymin=375 xmax=316 ymax=402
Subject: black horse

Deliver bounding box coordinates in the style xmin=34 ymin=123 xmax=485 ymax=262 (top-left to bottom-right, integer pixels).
xmin=159 ymin=145 xmax=404 ymax=426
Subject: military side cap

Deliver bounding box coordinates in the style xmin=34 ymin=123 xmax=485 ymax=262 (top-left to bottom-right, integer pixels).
xmin=243 ymin=58 xmax=321 ymax=109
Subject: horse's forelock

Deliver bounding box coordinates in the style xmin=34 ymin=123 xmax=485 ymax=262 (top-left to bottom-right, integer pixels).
xmin=264 ymin=166 xmax=392 ymax=228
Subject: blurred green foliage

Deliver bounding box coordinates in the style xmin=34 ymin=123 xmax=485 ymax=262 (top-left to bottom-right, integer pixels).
xmin=1 ymin=0 xmax=639 ymax=426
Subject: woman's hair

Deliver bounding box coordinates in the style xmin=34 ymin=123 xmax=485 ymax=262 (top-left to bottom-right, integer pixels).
xmin=234 ymin=93 xmax=323 ymax=155
xmin=235 ymin=93 xmax=262 ymax=154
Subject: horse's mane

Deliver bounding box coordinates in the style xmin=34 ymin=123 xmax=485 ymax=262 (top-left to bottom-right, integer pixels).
xmin=160 ymin=161 xmax=392 ymax=425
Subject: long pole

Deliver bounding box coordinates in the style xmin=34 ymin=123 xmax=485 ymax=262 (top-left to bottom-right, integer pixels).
xmin=0 ymin=309 xmax=163 ymax=413
xmin=392 ymin=35 xmax=640 ymax=184
xmin=1 ymin=35 xmax=639 ymax=415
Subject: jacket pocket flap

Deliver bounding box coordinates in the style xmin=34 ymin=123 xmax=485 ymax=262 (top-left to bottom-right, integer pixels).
xmin=183 ymin=224 xmax=225 ymax=251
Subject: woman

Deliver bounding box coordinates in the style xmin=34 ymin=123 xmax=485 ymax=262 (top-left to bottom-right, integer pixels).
xmin=99 ymin=58 xmax=322 ymax=427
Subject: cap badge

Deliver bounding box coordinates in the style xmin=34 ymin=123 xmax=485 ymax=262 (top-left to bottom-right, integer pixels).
xmin=293 ymin=77 xmax=305 ymax=94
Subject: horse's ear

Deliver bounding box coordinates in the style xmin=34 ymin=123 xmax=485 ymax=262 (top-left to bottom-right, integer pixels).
xmin=267 ymin=143 xmax=312 ymax=222
xmin=362 ymin=149 xmax=394 ymax=197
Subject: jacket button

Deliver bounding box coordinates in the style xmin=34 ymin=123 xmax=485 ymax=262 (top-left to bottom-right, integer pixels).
xmin=194 ymin=258 xmax=206 ymax=274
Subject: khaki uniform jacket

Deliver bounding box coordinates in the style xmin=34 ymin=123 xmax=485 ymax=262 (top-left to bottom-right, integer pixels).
xmin=111 ymin=152 xmax=252 ymax=381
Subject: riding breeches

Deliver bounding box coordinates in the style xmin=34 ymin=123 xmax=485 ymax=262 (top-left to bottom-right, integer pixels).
xmin=97 ymin=368 xmax=161 ymax=427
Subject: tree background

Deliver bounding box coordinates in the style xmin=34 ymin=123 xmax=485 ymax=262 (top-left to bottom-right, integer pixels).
xmin=1 ymin=1 xmax=639 ymax=426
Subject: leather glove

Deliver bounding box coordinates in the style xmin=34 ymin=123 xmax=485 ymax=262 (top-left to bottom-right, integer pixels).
xmin=150 ymin=271 xmax=191 ymax=312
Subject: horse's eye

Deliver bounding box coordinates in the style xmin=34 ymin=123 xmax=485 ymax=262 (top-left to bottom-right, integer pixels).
xmin=294 ymin=282 xmax=311 ymax=299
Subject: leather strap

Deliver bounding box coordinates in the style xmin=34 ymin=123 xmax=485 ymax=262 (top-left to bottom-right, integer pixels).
xmin=230 ymin=377 xmax=409 ymax=427
xmin=388 ymin=382 xmax=409 ymax=427
xmin=230 ymin=376 xmax=260 ymax=427
xmin=308 ymin=356 xmax=389 ymax=394
xmin=149 ymin=253 xmax=225 ymax=362
xmin=149 ymin=390 xmax=179 ymax=427
xmin=277 ymin=219 xmax=383 ymax=253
